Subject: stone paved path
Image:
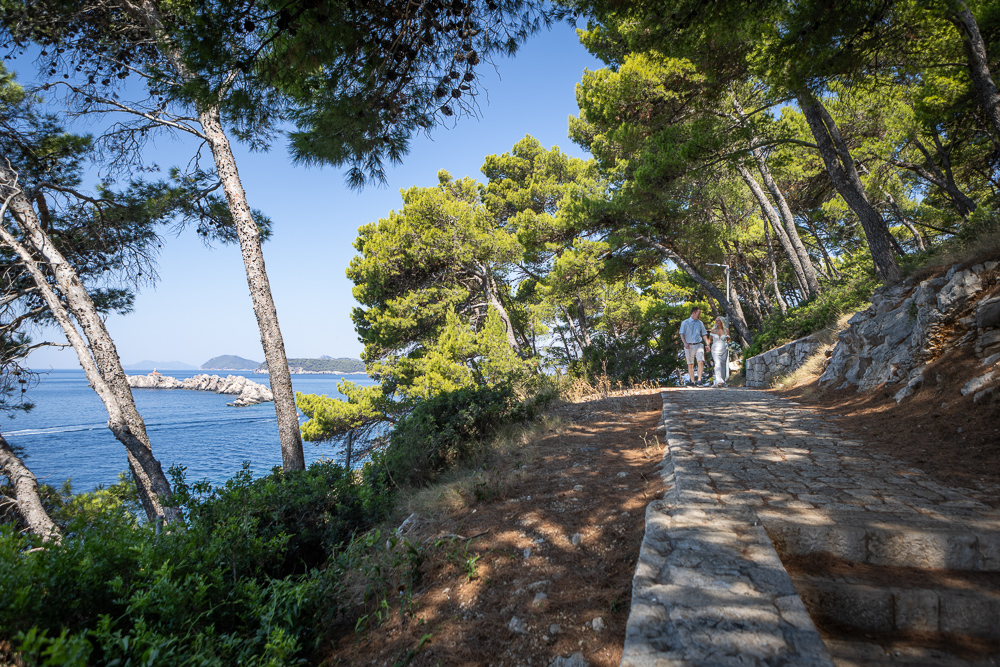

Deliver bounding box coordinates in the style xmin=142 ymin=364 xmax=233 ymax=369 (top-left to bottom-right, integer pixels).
xmin=621 ymin=388 xmax=1000 ymax=667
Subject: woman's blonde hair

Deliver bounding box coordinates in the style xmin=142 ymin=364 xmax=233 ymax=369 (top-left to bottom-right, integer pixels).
xmin=713 ymin=317 xmax=728 ymax=334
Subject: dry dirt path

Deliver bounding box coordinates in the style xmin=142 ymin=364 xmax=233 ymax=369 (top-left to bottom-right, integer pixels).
xmin=327 ymin=390 xmax=665 ymax=667
xmin=623 ymin=388 xmax=1000 ymax=667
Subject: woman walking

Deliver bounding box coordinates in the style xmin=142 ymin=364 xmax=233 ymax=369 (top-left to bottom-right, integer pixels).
xmin=710 ymin=318 xmax=730 ymax=388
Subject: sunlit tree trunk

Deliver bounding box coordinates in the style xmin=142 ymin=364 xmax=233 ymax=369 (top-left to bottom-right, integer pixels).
xmin=0 ymin=432 xmax=59 ymax=541
xmin=734 ymin=163 xmax=811 ymax=296
xmin=0 ymin=175 xmax=177 ymax=522
xmin=198 ymin=108 xmax=305 ymax=470
xmin=475 ymin=262 xmax=522 ymax=354
xmin=797 ymin=91 xmax=901 ymax=282
xmin=732 ymin=97 xmax=820 ymax=296
xmin=763 ymin=220 xmax=789 ymax=315
xmin=131 ymin=0 xmax=305 ymax=470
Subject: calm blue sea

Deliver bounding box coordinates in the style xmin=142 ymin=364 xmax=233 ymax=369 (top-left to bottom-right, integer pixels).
xmin=3 ymin=369 xmax=376 ymax=493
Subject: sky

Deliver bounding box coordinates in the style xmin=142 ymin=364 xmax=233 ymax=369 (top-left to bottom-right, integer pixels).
xmin=22 ymin=22 xmax=604 ymax=370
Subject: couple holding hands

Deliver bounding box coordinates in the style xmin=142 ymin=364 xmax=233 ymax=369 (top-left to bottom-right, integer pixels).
xmin=679 ymin=306 xmax=730 ymax=388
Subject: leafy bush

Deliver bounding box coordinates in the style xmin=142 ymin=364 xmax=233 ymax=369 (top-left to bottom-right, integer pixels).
xmin=576 ymin=332 xmax=680 ymax=383
xmin=0 ymin=459 xmax=393 ymax=666
xmin=375 ymin=384 xmax=547 ymax=487
xmin=170 ymin=460 xmax=392 ymax=578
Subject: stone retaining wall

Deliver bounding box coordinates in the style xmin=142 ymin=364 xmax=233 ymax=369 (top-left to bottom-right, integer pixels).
xmin=745 ymin=334 xmax=825 ymax=388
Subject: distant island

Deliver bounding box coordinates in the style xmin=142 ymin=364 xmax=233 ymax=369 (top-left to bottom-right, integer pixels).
xmin=201 ymin=355 xmax=261 ymax=371
xmin=123 ymin=360 xmax=197 ymax=370
xmin=255 ymin=357 xmax=365 ymax=374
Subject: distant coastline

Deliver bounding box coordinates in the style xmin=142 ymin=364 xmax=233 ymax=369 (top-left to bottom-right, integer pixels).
xmin=116 ymin=354 xmax=367 ymax=374
xmin=254 ymin=357 xmax=365 ymax=374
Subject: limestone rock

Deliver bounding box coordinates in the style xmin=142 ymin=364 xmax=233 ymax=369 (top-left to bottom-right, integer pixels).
xmin=396 ymin=513 xmax=422 ymax=536
xmin=591 ymin=616 xmax=606 ymax=632
xmin=962 ymin=371 xmax=998 ymax=397
xmin=894 ymin=373 xmax=924 ymax=404
xmin=978 ymin=329 xmax=1000 ymax=356
xmin=127 ymin=373 xmax=273 ymax=407
xmin=818 ymin=266 xmax=1000 ymax=392
xmin=508 ymin=616 xmax=527 ymax=634
xmin=974 ymin=386 xmax=998 ymax=404
xmin=937 ymin=269 xmax=982 ymax=311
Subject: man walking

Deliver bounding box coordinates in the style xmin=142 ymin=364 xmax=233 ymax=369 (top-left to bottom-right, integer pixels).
xmin=679 ymin=307 xmax=710 ymax=387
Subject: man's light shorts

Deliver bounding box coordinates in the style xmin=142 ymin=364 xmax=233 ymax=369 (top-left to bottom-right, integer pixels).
xmin=684 ymin=345 xmax=705 ymax=365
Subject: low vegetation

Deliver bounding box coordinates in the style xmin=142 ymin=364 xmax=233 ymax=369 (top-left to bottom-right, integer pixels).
xmin=0 ymin=383 xmax=551 ymax=666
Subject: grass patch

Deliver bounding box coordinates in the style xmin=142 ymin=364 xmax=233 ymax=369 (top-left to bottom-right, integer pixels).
xmin=396 ymin=414 xmax=562 ymax=519
xmin=902 ymin=227 xmax=1000 ymax=281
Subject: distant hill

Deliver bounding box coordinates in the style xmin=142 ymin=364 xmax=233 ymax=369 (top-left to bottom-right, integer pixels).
xmin=123 ymin=360 xmax=197 ymax=370
xmin=255 ymin=357 xmax=365 ymax=374
xmin=201 ymin=355 xmax=262 ymax=371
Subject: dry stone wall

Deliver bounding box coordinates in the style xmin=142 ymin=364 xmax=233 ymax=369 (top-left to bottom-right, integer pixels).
xmin=745 ymin=335 xmax=825 ymax=388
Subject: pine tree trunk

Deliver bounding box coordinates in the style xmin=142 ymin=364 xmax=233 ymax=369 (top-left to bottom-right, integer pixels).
xmin=0 ymin=432 xmax=59 ymax=541
xmin=735 ymin=163 xmax=811 ymax=296
xmin=131 ymin=0 xmax=304 ymax=470
xmin=883 ymin=190 xmax=927 ymax=252
xmin=751 ymin=153 xmax=821 ymax=295
xmin=797 ymin=91 xmax=902 ymax=282
xmin=476 ymin=263 xmax=522 ymax=354
xmin=763 ymin=221 xmax=789 ymax=314
xmin=731 ymin=97 xmax=821 ymax=296
xmin=948 ymin=1 xmax=1000 ymax=144
xmin=803 ymin=216 xmax=842 ymax=279
xmin=558 ymin=304 xmax=586 ymax=354
xmin=198 ymin=108 xmax=305 ymax=471
xmin=731 ymin=277 xmax=760 ymax=330
xmin=576 ymin=297 xmax=593 ymax=348
xmin=0 ymin=187 xmax=176 ymax=522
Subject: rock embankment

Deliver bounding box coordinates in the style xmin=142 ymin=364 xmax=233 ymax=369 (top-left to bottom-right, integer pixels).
xmin=127 ymin=374 xmax=274 ymax=407
xmin=819 ymin=260 xmax=1000 ymax=403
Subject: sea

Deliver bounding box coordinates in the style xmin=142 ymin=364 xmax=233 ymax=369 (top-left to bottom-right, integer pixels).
xmin=2 ymin=369 xmax=376 ymax=494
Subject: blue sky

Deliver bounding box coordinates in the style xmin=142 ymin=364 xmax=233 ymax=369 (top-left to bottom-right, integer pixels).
xmin=24 ymin=22 xmax=603 ymax=370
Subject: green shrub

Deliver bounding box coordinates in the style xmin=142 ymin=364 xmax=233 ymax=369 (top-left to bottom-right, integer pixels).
xmin=0 ymin=459 xmax=390 ymax=666
xmin=172 ymin=460 xmax=391 ymax=578
xmin=375 ymin=384 xmax=546 ymax=487
xmin=746 ymin=252 xmax=877 ymax=359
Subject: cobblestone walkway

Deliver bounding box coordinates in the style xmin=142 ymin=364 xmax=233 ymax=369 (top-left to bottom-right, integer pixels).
xmin=621 ymin=388 xmax=1000 ymax=667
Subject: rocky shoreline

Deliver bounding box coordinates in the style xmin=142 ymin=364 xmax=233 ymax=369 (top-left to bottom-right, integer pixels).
xmin=127 ymin=373 xmax=274 ymax=407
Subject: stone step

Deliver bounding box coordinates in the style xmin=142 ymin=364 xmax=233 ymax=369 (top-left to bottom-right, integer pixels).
xmin=620 ymin=503 xmax=835 ymax=666
xmin=761 ymin=510 xmax=1000 ymax=571
xmin=792 ymin=574 xmax=1000 ymax=639
xmin=825 ymin=638 xmax=1000 ymax=667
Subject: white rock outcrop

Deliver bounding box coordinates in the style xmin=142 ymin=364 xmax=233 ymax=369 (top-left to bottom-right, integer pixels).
xmin=127 ymin=373 xmax=274 ymax=407
xmin=817 ymin=261 xmax=1000 ymax=401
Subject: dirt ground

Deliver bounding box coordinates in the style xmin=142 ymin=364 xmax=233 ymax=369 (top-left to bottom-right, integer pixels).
xmin=776 ymin=347 xmax=1000 ymax=508
xmin=323 ymin=389 xmax=664 ymax=667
